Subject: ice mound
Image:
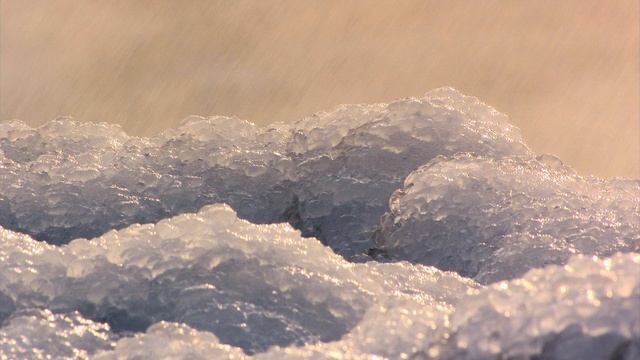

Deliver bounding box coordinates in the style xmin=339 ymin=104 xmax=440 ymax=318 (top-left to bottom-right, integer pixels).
xmin=0 ymin=309 xmax=114 ymax=359
xmin=0 ymin=88 xmax=529 ymax=260
xmin=2 ymin=88 xmax=639 ymax=359
xmin=7 ymin=252 xmax=634 ymax=360
xmin=287 ymin=87 xmax=531 ymax=256
xmin=434 ymin=253 xmax=640 ymax=359
xmin=258 ymin=254 xmax=640 ymax=360
xmin=0 ymin=115 xmax=292 ymax=245
xmin=94 ymin=322 xmax=247 ymax=360
xmin=0 ymin=204 xmax=474 ymax=355
xmin=373 ymin=154 xmax=640 ymax=283
xmin=1 ymin=206 xmax=638 ymax=359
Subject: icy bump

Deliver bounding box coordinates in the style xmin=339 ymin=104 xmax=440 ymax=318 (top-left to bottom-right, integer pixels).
xmin=374 ymin=154 xmax=640 ymax=283
xmin=89 ymin=253 xmax=639 ymax=360
xmin=266 ymin=253 xmax=640 ymax=359
xmin=94 ymin=322 xmax=246 ymax=360
xmin=0 ymin=114 xmax=292 ymax=245
xmin=1 ymin=208 xmax=637 ymax=359
xmin=0 ymin=204 xmax=474 ymax=355
xmin=0 ymin=309 xmax=115 ymax=359
xmin=0 ymin=88 xmax=529 ymax=259
xmin=435 ymin=253 xmax=640 ymax=359
xmin=287 ymin=87 xmax=531 ymax=256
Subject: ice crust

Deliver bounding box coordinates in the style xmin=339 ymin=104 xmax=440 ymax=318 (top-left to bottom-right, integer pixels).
xmin=1 ymin=207 xmax=637 ymax=359
xmin=0 ymin=88 xmax=529 ymax=258
xmin=0 ymin=309 xmax=115 ymax=359
xmin=373 ymin=154 xmax=640 ymax=283
xmin=439 ymin=253 xmax=640 ymax=359
xmin=0 ymin=204 xmax=475 ymax=355
xmin=1 ymin=88 xmax=639 ymax=359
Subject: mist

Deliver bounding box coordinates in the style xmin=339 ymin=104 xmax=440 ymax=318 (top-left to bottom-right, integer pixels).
xmin=1 ymin=0 xmax=638 ymax=177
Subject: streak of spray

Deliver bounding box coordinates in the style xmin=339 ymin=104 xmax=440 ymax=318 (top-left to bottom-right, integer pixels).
xmin=1 ymin=0 xmax=638 ymax=177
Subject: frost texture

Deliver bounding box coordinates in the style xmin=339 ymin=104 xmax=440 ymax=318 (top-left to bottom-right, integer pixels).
xmin=286 ymin=87 xmax=531 ymax=256
xmin=0 ymin=309 xmax=114 ymax=359
xmin=0 ymin=116 xmax=292 ymax=246
xmin=94 ymin=322 xmax=247 ymax=360
xmin=1 ymin=88 xmax=639 ymax=359
xmin=0 ymin=205 xmax=473 ymax=355
xmin=1 ymin=207 xmax=638 ymax=359
xmin=435 ymin=253 xmax=640 ymax=360
xmin=374 ymin=154 xmax=640 ymax=283
xmin=4 ymin=248 xmax=636 ymax=359
xmin=0 ymin=88 xmax=529 ymax=258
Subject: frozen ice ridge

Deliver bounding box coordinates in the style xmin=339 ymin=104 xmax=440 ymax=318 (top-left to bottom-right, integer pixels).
xmin=1 ymin=88 xmax=639 ymax=359
xmin=287 ymin=87 xmax=531 ymax=257
xmin=0 ymin=88 xmax=529 ymax=258
xmin=0 ymin=206 xmax=637 ymax=359
xmin=373 ymin=154 xmax=640 ymax=283
xmin=0 ymin=204 xmax=475 ymax=357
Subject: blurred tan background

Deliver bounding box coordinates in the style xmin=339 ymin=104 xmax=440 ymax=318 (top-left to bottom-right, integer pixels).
xmin=1 ymin=0 xmax=638 ymax=178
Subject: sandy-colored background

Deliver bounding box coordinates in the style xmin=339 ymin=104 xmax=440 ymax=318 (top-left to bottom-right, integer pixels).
xmin=1 ymin=0 xmax=638 ymax=177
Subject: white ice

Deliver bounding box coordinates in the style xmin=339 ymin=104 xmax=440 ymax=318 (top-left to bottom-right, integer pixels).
xmin=1 ymin=88 xmax=638 ymax=359
xmin=373 ymin=153 xmax=639 ymax=283
xmin=0 ymin=88 xmax=529 ymax=258
xmin=1 ymin=208 xmax=636 ymax=358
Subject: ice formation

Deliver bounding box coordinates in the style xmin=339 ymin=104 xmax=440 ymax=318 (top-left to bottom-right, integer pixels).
xmin=0 ymin=88 xmax=529 ymax=258
xmin=286 ymin=87 xmax=530 ymax=256
xmin=373 ymin=154 xmax=640 ymax=283
xmin=1 ymin=88 xmax=639 ymax=359
xmin=0 ymin=309 xmax=114 ymax=359
xmin=439 ymin=253 xmax=640 ymax=359
xmin=0 ymin=205 xmax=475 ymax=356
xmin=1 ymin=209 xmax=637 ymax=359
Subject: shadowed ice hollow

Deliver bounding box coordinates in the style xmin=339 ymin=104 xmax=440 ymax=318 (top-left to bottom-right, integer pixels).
xmin=0 ymin=88 xmax=638 ymax=359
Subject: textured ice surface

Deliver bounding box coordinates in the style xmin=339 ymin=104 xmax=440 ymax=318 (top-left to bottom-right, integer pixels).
xmin=374 ymin=154 xmax=640 ymax=283
xmin=436 ymin=253 xmax=640 ymax=360
xmin=0 ymin=309 xmax=114 ymax=359
xmin=1 ymin=206 xmax=638 ymax=359
xmin=0 ymin=88 xmax=529 ymax=258
xmin=3 ymin=242 xmax=636 ymax=359
xmin=287 ymin=87 xmax=531 ymax=256
xmin=262 ymin=254 xmax=640 ymax=360
xmin=2 ymin=88 xmax=639 ymax=359
xmin=0 ymin=115 xmax=292 ymax=246
xmin=0 ymin=204 xmax=474 ymax=355
xmin=94 ymin=322 xmax=247 ymax=360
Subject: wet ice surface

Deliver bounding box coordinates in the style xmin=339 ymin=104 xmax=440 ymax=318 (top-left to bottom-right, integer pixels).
xmin=374 ymin=153 xmax=640 ymax=283
xmin=1 ymin=88 xmax=639 ymax=359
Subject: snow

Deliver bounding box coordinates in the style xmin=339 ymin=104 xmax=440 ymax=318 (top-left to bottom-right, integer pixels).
xmin=0 ymin=88 xmax=638 ymax=359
